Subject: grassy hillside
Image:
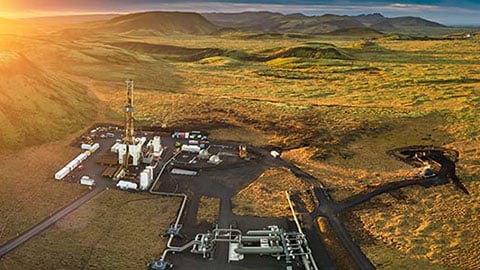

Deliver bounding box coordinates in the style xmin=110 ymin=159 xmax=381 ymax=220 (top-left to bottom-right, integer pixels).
xmin=0 ymin=50 xmax=95 ymax=149
xmin=2 ymin=191 xmax=181 ymax=269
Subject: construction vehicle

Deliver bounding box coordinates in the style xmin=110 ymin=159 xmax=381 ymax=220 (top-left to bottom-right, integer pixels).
xmin=238 ymin=145 xmax=248 ymax=159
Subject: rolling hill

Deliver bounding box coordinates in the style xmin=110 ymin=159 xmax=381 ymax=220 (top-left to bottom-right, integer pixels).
xmin=93 ymin=11 xmax=219 ymax=35
xmin=203 ymin=12 xmax=446 ymax=34
xmin=0 ymin=51 xmax=95 ymax=149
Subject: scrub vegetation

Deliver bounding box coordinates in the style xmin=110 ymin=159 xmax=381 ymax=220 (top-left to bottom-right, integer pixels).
xmin=1 ymin=191 xmax=181 ymax=270
xmin=232 ymin=167 xmax=310 ymax=217
xmin=196 ymin=196 xmax=220 ymax=224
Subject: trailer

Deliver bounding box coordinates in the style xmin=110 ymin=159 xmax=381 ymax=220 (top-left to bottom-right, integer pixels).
xmin=116 ymin=180 xmax=138 ymax=191
xmin=54 ymin=151 xmax=91 ymax=180
xmin=80 ymin=176 xmax=96 ymax=186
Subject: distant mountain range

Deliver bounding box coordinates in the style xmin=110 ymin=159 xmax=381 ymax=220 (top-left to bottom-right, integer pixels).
xmin=202 ymin=12 xmax=445 ymax=34
xmin=0 ymin=11 xmax=457 ymax=37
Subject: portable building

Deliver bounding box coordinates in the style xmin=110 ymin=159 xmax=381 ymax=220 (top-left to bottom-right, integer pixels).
xmin=116 ymin=180 xmax=138 ymax=190
xmin=181 ymin=145 xmax=201 ymax=153
xmin=80 ymin=176 xmax=95 ymax=186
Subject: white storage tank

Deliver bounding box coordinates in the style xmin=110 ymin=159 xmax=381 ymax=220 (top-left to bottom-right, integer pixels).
xmin=55 ymin=152 xmax=90 ymax=180
xmin=208 ymin=154 xmax=222 ymax=165
xmin=55 ymin=167 xmax=70 ymax=180
xmin=198 ymin=149 xmax=210 ymax=160
xmin=145 ymin=166 xmax=154 ymax=180
xmin=139 ymin=172 xmax=150 ymax=190
xmin=153 ymin=136 xmax=162 ymax=152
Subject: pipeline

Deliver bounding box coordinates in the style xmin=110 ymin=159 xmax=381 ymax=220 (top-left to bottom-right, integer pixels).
xmin=285 ymin=191 xmax=319 ymax=270
xmin=149 ymin=150 xmax=189 ymax=261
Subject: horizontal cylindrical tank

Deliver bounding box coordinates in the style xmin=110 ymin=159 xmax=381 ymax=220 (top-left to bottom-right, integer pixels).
xmin=234 ymin=246 xmax=283 ymax=254
xmin=55 ymin=167 xmax=70 ymax=180
xmin=240 ymin=236 xmax=280 ymax=242
xmin=55 ymin=151 xmax=90 ymax=180
xmin=246 ymin=230 xmax=280 ymax=236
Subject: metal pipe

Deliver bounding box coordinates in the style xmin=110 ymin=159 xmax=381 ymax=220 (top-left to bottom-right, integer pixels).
xmin=149 ymin=151 xmax=189 ymax=261
xmin=285 ymin=191 xmax=303 ymax=235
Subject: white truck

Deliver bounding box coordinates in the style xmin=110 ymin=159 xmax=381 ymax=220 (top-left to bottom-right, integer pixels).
xmin=116 ymin=180 xmax=138 ymax=191
xmin=80 ymin=176 xmax=96 ymax=186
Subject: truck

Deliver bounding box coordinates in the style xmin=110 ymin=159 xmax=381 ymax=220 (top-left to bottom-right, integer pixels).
xmin=116 ymin=180 xmax=138 ymax=191
xmin=80 ymin=176 xmax=95 ymax=186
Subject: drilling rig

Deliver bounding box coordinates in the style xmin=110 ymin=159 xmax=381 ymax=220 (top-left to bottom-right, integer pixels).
xmin=115 ymin=79 xmax=146 ymax=179
xmin=123 ymin=79 xmax=135 ymax=168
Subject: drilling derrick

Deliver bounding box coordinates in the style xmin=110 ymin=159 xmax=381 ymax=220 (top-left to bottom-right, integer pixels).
xmin=123 ymin=79 xmax=135 ymax=168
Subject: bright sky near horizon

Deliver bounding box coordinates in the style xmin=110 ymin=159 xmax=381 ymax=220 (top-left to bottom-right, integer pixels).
xmin=0 ymin=0 xmax=479 ymax=25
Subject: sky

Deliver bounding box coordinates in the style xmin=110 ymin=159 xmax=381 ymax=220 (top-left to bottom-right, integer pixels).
xmin=0 ymin=0 xmax=479 ymax=25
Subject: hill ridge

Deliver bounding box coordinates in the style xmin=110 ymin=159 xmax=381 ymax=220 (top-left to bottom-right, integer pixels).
xmin=95 ymin=11 xmax=218 ymax=35
xmin=202 ymin=12 xmax=445 ymax=34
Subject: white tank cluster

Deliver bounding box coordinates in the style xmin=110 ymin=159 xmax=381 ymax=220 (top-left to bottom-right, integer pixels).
xmin=54 ymin=143 xmax=100 ymax=180
xmin=139 ymin=165 xmax=155 ymax=190
xmin=118 ymin=136 xmax=147 ymax=166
